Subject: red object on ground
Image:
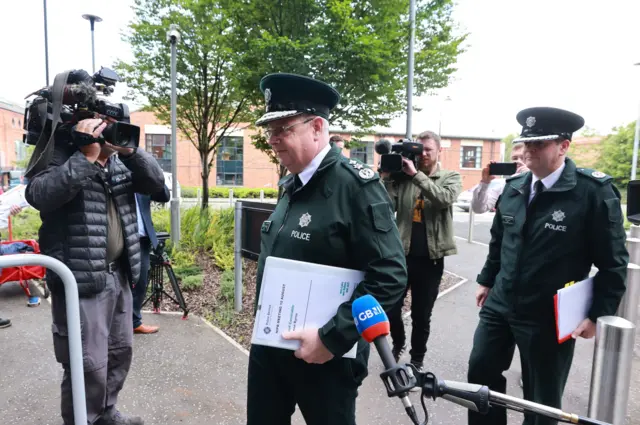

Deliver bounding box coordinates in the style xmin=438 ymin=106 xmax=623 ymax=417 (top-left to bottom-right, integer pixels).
xmin=0 ymin=217 xmax=46 ymax=298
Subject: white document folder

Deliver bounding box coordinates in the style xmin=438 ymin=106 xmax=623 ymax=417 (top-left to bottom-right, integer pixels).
xmin=554 ymin=277 xmax=593 ymax=343
xmin=250 ymin=256 xmax=364 ymax=359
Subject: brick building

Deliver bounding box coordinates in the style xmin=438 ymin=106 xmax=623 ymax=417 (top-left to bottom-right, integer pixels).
xmin=131 ymin=111 xmax=502 ymax=191
xmin=0 ymin=98 xmax=28 ymax=186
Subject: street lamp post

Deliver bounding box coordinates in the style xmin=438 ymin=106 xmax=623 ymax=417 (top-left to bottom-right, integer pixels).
xmin=405 ymin=0 xmax=416 ymax=140
xmin=43 ymin=0 xmax=50 ymax=85
xmin=632 ymin=62 xmax=640 ymax=180
xmin=439 ymin=96 xmax=452 ymax=137
xmin=167 ymin=24 xmax=181 ymax=247
xmin=82 ymin=14 xmax=103 ymax=73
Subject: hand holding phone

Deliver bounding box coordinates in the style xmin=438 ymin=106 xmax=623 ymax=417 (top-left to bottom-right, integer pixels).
xmin=489 ymin=162 xmax=518 ymax=176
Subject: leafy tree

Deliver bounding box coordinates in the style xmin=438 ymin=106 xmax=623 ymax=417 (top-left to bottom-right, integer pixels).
xmin=224 ymin=0 xmax=466 ymax=180
xmin=115 ymin=0 xmax=253 ymax=209
xmin=502 ymin=133 xmax=517 ymax=161
xmin=597 ymin=121 xmax=638 ymax=188
xmin=14 ymin=145 xmax=35 ymax=170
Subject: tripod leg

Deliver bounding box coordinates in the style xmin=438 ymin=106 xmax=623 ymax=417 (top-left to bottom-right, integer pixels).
xmin=165 ymin=263 xmax=189 ymax=319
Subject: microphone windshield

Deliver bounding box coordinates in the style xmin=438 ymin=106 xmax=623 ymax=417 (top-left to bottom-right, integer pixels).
xmin=352 ymin=294 xmax=390 ymax=343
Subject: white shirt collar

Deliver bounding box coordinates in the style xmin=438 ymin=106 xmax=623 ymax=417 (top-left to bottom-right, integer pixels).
xmin=531 ymin=161 xmax=565 ymax=192
xmin=298 ymin=143 xmax=331 ymax=187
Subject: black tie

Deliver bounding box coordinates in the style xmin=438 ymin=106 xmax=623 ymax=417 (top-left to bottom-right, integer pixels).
xmin=294 ymin=175 xmax=303 ymax=191
xmin=530 ymin=180 xmax=544 ymax=206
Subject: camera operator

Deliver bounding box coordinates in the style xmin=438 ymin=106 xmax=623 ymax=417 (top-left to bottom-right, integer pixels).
xmin=380 ymin=131 xmax=462 ymax=372
xmin=25 ymin=116 xmax=165 ymax=425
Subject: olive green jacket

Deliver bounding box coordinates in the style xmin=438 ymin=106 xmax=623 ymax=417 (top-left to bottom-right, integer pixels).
xmin=382 ymin=165 xmax=462 ymax=259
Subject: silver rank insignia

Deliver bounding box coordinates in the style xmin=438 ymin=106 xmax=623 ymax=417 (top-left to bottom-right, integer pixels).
xmin=349 ymin=159 xmax=357 ymax=165
xmin=353 ymin=163 xmax=363 ymax=170
xmin=359 ymin=168 xmax=375 ymax=179
xmin=591 ymin=171 xmax=605 ymax=178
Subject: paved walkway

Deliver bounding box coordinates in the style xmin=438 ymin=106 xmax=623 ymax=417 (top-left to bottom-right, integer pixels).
xmin=1 ymin=238 xmax=638 ymax=424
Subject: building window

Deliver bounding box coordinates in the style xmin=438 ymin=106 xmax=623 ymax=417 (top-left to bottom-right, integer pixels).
xmin=145 ymin=134 xmax=172 ymax=172
xmin=460 ymin=146 xmax=482 ymax=169
xmin=350 ymin=141 xmax=374 ymax=165
xmin=216 ymin=136 xmax=243 ymax=186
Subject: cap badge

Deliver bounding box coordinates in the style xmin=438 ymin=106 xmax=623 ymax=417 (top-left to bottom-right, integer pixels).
xmin=264 ymin=88 xmax=272 ymax=111
xmin=526 ymin=116 xmax=536 ymax=127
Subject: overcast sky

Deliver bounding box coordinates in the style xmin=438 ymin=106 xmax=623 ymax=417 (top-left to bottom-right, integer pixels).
xmin=1 ymin=0 xmax=638 ymax=139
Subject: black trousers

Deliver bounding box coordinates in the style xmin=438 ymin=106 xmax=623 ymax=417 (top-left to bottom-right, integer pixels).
xmin=467 ymin=303 xmax=576 ymax=425
xmin=388 ymin=256 xmax=444 ymax=364
xmin=247 ymin=344 xmax=368 ymax=425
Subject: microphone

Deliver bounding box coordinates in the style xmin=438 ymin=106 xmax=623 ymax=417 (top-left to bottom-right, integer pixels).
xmin=352 ymin=295 xmax=420 ymax=425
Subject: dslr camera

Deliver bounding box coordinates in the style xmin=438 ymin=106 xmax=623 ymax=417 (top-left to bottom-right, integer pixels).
xmin=23 ymin=67 xmax=139 ymax=149
xmin=375 ymin=138 xmax=423 ymax=175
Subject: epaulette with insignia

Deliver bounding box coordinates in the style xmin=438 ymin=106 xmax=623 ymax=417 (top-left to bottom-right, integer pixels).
xmin=340 ymin=157 xmax=378 ymax=183
xmin=576 ymin=168 xmax=612 ymax=184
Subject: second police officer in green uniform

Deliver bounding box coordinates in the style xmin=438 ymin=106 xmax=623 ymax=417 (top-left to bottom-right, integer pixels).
xmin=247 ymin=73 xmax=408 ymax=425
xmin=468 ymin=107 xmax=628 ymax=425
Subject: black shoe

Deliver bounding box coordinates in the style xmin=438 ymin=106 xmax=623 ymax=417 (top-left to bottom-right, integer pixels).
xmin=392 ymin=345 xmax=406 ymax=363
xmin=98 ymin=408 xmax=144 ymax=425
xmin=0 ymin=318 xmax=11 ymax=329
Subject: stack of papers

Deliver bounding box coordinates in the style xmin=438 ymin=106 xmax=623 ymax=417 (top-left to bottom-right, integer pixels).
xmin=554 ymin=277 xmax=593 ymax=343
xmin=250 ymin=256 xmax=364 ymax=358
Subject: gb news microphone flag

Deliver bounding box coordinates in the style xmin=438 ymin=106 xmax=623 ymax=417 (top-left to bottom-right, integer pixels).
xmin=352 ymin=294 xmax=390 ymax=343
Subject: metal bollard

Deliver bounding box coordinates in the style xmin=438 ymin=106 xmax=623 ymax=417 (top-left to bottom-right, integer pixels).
xmin=630 ymin=224 xmax=640 ymax=239
xmin=0 ymin=254 xmax=87 ymax=425
xmin=626 ymin=237 xmax=640 ymax=266
xmin=260 ymin=189 xmax=264 ymax=202
xmin=229 ymin=189 xmax=234 ymax=207
xmin=617 ymin=263 xmax=640 ymax=324
xmin=234 ymin=201 xmax=243 ymax=312
xmin=467 ymin=209 xmax=475 ymax=243
xmin=587 ymin=316 xmax=636 ymax=425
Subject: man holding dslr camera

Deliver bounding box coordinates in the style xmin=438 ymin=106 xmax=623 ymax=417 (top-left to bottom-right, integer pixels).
xmin=26 ymin=115 xmax=165 ymax=425
xmin=381 ymin=131 xmax=462 ymax=371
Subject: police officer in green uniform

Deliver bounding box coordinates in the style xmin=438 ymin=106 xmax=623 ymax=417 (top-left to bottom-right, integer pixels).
xmin=247 ymin=73 xmax=407 ymax=425
xmin=467 ymin=107 xmax=628 ymax=425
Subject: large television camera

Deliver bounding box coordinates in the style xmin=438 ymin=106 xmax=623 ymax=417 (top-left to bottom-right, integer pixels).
xmin=374 ymin=138 xmax=423 ymax=176
xmin=23 ymin=67 xmax=139 ymax=150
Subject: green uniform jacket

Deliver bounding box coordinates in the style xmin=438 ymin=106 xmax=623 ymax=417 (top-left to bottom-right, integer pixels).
xmin=382 ymin=166 xmax=462 ymax=259
xmin=256 ymin=146 xmax=408 ymax=358
xmin=477 ymin=157 xmax=628 ymax=322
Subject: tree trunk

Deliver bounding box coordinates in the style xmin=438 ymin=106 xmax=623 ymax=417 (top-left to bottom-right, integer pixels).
xmin=200 ymin=151 xmax=210 ymax=210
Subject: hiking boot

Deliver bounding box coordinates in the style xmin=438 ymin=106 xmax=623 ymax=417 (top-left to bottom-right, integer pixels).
xmin=392 ymin=345 xmax=406 ymax=363
xmin=98 ymin=408 xmax=144 ymax=425
xmin=0 ymin=318 xmax=11 ymax=328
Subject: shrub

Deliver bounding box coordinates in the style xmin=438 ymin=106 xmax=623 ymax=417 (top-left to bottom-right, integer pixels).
xmin=206 ymin=207 xmax=235 ymax=270
xmin=180 ymin=187 xmax=278 ymax=199
xmin=1 ymin=208 xmax=42 ymax=241
xmin=219 ymin=269 xmax=235 ymax=302
xmin=181 ymin=274 xmax=204 ymax=291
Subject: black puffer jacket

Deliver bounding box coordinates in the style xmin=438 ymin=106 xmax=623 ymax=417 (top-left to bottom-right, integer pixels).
xmin=25 ymin=145 xmax=165 ymax=297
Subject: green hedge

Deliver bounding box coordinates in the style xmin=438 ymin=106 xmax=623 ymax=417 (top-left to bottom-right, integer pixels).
xmin=181 ymin=187 xmax=278 ymax=199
